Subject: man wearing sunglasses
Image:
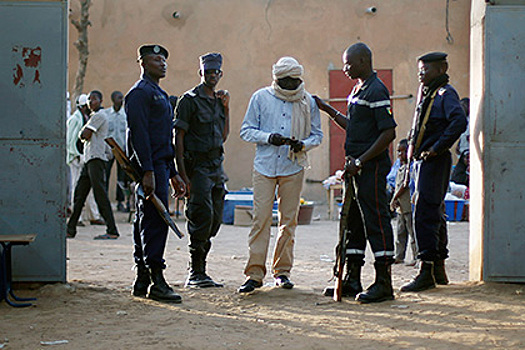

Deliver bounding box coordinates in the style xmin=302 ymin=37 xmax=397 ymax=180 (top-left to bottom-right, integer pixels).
xmin=175 ymin=53 xmax=230 ymax=289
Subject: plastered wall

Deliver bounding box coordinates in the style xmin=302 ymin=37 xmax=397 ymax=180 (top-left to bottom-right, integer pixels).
xmin=68 ymin=0 xmax=470 ymax=201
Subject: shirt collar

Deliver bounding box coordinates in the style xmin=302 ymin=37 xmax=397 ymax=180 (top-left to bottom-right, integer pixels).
xmin=196 ymin=83 xmax=216 ymax=100
xmin=358 ymin=71 xmax=377 ymax=92
xmin=141 ymin=74 xmax=161 ymax=89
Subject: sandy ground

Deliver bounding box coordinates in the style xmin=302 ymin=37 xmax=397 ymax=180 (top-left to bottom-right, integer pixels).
xmin=1 ymin=207 xmax=524 ymax=350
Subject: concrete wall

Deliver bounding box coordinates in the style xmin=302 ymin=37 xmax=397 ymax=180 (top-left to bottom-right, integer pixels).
xmin=68 ymin=0 xmax=470 ymax=201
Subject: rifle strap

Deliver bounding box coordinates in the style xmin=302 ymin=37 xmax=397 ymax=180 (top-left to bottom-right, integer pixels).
xmin=414 ymin=88 xmax=440 ymax=153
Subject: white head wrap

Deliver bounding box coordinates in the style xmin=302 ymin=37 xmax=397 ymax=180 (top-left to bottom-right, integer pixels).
xmin=270 ymin=57 xmax=311 ymax=168
xmin=272 ymin=57 xmax=304 ymax=80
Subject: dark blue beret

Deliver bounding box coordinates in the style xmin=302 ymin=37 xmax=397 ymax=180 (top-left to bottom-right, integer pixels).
xmin=199 ymin=52 xmax=222 ymax=71
xmin=418 ymin=52 xmax=447 ymax=63
xmin=138 ymin=44 xmax=169 ymax=59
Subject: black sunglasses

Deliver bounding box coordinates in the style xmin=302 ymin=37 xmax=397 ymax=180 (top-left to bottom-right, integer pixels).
xmin=204 ymin=69 xmax=222 ymax=75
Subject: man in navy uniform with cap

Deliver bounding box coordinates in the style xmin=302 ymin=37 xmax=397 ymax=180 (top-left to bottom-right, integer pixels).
xmin=175 ymin=53 xmax=230 ymax=288
xmin=126 ymin=44 xmax=186 ymax=303
xmin=400 ymin=52 xmax=467 ymax=293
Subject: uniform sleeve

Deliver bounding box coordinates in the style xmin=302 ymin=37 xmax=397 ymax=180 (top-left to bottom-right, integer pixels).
xmin=173 ymin=94 xmax=194 ymax=132
xmin=431 ymin=89 xmax=467 ymax=154
xmin=240 ymin=92 xmax=272 ymax=144
xmin=371 ymin=86 xmax=396 ymax=131
xmin=125 ymin=88 xmax=154 ymax=172
xmin=303 ymin=94 xmax=323 ymax=151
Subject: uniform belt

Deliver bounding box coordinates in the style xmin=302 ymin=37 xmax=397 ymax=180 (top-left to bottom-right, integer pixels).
xmin=190 ymin=147 xmax=223 ymax=160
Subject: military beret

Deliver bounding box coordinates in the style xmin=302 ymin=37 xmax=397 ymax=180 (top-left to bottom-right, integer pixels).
xmin=418 ymin=52 xmax=447 ymax=63
xmin=199 ymin=52 xmax=222 ymax=71
xmin=138 ymin=44 xmax=169 ymax=60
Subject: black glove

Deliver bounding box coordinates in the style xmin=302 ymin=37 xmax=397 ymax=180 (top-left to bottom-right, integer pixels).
xmin=268 ymin=133 xmax=286 ymax=146
xmin=289 ymin=139 xmax=304 ymax=153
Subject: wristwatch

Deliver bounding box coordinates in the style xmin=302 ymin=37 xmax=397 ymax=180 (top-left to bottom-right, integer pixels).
xmin=354 ymin=158 xmax=362 ymax=168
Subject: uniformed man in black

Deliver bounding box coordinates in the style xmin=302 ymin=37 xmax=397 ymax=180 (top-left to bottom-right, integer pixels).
xmin=125 ymin=44 xmax=186 ymax=303
xmin=174 ymin=53 xmax=230 ymax=288
xmin=315 ymin=42 xmax=397 ymax=303
xmin=400 ymin=52 xmax=467 ymax=292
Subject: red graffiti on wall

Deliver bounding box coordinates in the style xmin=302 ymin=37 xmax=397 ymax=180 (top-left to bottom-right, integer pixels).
xmin=12 ymin=46 xmax=42 ymax=87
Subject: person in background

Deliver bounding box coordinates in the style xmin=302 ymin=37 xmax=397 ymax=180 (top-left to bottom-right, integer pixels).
xmin=66 ymin=94 xmax=102 ymax=225
xmin=105 ymin=90 xmax=130 ymax=212
xmin=67 ymin=90 xmax=120 ymax=240
xmin=390 ymin=139 xmax=417 ymax=266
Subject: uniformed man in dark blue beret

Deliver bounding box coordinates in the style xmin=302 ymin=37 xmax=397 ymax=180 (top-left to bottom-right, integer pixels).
xmin=125 ymin=44 xmax=186 ymax=303
xmin=315 ymin=42 xmax=397 ymax=303
xmin=174 ymin=52 xmax=230 ymax=288
xmin=400 ymin=52 xmax=467 ymax=293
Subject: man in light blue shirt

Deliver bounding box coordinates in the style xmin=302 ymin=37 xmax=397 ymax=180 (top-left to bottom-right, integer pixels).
xmin=238 ymin=57 xmax=323 ymax=293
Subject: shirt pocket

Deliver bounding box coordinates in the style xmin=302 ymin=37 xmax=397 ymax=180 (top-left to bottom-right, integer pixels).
xmin=194 ymin=109 xmax=214 ymax=136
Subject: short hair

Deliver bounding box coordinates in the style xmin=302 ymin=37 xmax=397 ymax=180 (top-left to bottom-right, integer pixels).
xmin=398 ymin=138 xmax=408 ymax=148
xmin=89 ymin=90 xmax=103 ymax=100
xmin=111 ymin=91 xmax=123 ymax=101
xmin=346 ymin=42 xmax=372 ymax=64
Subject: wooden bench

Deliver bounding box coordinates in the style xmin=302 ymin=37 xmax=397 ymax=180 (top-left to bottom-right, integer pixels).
xmin=0 ymin=234 xmax=37 ymax=307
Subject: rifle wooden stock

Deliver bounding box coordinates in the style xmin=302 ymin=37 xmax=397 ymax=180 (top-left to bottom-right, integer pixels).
xmin=104 ymin=137 xmax=184 ymax=239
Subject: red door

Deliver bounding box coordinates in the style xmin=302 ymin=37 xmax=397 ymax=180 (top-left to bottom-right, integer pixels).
xmin=328 ymin=69 xmax=393 ymax=175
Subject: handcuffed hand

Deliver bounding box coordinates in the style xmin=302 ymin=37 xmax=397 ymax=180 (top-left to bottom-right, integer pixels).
xmin=288 ymin=139 xmax=304 ymax=153
xmin=268 ymin=133 xmax=287 ymax=146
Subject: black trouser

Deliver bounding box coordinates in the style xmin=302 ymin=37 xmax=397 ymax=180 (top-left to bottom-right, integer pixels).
xmin=67 ymin=158 xmax=118 ymax=236
xmin=344 ymin=156 xmax=395 ymax=264
xmin=185 ymin=157 xmax=225 ymax=271
xmin=414 ymin=151 xmax=451 ymax=261
xmin=133 ymin=161 xmax=170 ymax=269
xmin=105 ymin=158 xmax=128 ymax=202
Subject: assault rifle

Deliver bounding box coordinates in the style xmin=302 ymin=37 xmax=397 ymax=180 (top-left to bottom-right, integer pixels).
xmin=105 ymin=137 xmax=184 ymax=239
xmin=333 ymin=160 xmax=356 ymax=302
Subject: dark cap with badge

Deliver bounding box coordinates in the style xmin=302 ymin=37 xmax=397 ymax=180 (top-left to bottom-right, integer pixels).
xmin=418 ymin=52 xmax=447 ymax=63
xmin=138 ymin=44 xmax=169 ymax=60
xmin=199 ymin=52 xmax=222 ymax=71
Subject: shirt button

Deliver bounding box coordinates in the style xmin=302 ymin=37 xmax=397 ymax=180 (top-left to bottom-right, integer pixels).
xmin=282 ymin=114 xmax=285 ymax=116
xmin=281 ymin=126 xmax=284 ymax=129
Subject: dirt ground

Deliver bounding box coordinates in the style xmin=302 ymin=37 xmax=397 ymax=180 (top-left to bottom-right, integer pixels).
xmin=1 ymin=208 xmax=524 ymax=349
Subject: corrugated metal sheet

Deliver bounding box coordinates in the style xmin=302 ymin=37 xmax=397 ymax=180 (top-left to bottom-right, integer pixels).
xmin=0 ymin=1 xmax=67 ymax=282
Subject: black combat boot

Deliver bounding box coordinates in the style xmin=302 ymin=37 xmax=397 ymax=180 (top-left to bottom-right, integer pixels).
xmin=400 ymin=261 xmax=436 ymax=292
xmin=433 ymin=260 xmax=449 ymax=285
xmin=323 ymin=262 xmax=363 ymax=298
xmin=148 ymin=266 xmax=182 ymax=303
xmin=356 ymin=261 xmax=394 ymax=303
xmin=131 ymin=262 xmax=151 ymax=297
xmin=185 ymin=254 xmax=223 ymax=288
